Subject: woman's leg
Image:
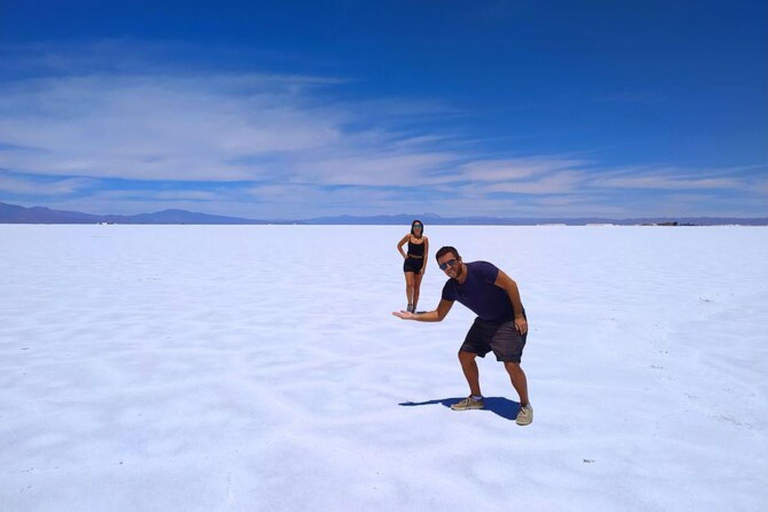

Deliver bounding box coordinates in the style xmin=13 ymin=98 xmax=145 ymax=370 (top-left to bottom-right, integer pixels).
xmin=412 ymin=271 xmax=424 ymax=310
xmin=404 ymin=271 xmax=415 ymax=308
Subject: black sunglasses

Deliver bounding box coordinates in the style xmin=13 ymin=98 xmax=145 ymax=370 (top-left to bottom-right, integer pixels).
xmin=413 ymin=224 xmax=423 ymax=228
xmin=438 ymin=258 xmax=458 ymax=271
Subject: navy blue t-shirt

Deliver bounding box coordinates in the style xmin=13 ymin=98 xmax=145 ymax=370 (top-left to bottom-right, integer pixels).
xmin=442 ymin=261 xmax=518 ymax=322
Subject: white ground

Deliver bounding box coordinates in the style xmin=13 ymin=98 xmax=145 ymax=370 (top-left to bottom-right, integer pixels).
xmin=1 ymin=225 xmax=766 ymax=511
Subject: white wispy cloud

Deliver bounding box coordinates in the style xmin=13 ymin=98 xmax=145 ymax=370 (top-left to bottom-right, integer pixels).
xmin=0 ymin=68 xmax=475 ymax=188
xmin=590 ymin=164 xmax=766 ymax=190
xmin=0 ymin=174 xmax=93 ymax=195
xmin=455 ymin=157 xmax=589 ymax=183
xmin=595 ymin=176 xmax=743 ymax=190
xmin=478 ymin=170 xmax=587 ymax=194
xmin=0 ymin=73 xmax=350 ymax=181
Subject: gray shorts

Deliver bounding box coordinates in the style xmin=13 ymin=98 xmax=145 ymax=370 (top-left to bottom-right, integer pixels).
xmin=460 ymin=317 xmax=527 ymax=362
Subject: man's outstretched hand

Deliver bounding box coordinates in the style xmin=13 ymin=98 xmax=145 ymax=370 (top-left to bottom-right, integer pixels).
xmin=392 ymin=310 xmax=416 ymax=320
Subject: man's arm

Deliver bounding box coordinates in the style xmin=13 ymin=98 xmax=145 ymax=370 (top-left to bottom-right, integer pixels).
xmin=494 ymin=270 xmax=528 ymax=335
xmin=393 ymin=299 xmax=453 ymax=322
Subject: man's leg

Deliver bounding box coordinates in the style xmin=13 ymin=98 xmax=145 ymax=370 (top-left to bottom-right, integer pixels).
xmin=458 ymin=350 xmax=482 ymax=396
xmin=503 ymin=362 xmax=529 ymax=407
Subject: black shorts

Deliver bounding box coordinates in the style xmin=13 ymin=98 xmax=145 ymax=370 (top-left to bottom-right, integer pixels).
xmin=403 ymin=257 xmax=423 ymax=273
xmin=460 ymin=317 xmax=527 ymax=362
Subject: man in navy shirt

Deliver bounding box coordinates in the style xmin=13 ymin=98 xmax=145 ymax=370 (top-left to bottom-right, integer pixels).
xmin=393 ymin=246 xmax=533 ymax=426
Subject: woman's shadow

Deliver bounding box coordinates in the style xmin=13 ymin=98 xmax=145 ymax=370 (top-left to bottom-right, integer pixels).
xmin=398 ymin=397 xmax=520 ymax=421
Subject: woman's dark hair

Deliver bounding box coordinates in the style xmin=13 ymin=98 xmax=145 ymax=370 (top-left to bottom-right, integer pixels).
xmin=435 ymin=246 xmax=460 ymax=262
xmin=410 ymin=219 xmax=424 ymax=237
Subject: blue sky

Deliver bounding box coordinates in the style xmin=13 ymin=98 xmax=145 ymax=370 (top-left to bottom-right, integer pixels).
xmin=1 ymin=0 xmax=766 ymax=219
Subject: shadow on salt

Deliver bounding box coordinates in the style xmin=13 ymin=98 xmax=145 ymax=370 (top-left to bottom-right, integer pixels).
xmin=398 ymin=396 xmax=521 ymax=421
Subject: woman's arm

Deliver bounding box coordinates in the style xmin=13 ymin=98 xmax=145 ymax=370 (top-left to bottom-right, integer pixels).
xmin=397 ymin=234 xmax=409 ymax=259
xmin=420 ymin=236 xmax=429 ymax=274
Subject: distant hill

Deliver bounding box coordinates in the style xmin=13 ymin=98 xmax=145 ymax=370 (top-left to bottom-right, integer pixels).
xmin=303 ymin=213 xmax=768 ymax=226
xmin=110 ymin=209 xmax=269 ymax=225
xmin=0 ymin=202 xmax=269 ymax=224
xmin=1 ymin=201 xmax=766 ymax=225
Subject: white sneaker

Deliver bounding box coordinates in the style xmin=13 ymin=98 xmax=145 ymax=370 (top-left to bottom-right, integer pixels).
xmin=516 ymin=404 xmax=533 ymax=426
xmin=450 ymin=396 xmax=485 ymax=411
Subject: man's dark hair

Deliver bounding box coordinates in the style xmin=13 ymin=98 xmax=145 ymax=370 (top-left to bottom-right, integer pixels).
xmin=435 ymin=246 xmax=460 ymax=262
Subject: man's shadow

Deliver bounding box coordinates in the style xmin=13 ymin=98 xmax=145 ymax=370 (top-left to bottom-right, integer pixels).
xmin=399 ymin=397 xmax=520 ymax=421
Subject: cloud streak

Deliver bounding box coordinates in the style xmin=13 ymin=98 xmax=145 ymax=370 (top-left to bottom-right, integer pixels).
xmin=0 ymin=173 xmax=93 ymax=195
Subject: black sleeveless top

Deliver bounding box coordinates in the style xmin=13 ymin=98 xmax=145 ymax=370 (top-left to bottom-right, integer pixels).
xmin=408 ymin=239 xmax=425 ymax=257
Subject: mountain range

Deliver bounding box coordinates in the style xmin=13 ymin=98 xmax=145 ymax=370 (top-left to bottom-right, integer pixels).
xmin=1 ymin=201 xmax=766 ymax=226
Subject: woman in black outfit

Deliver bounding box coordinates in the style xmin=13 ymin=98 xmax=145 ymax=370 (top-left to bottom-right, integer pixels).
xmin=397 ymin=220 xmax=429 ymax=313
